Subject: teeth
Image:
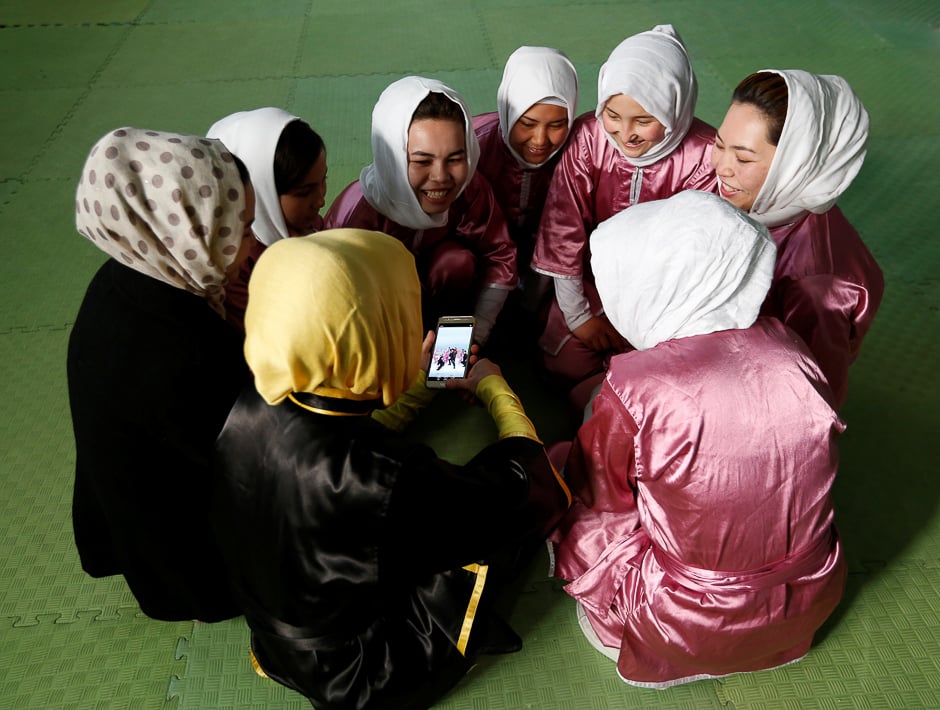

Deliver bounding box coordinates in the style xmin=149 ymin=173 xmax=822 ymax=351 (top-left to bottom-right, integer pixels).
xmin=424 ymin=190 xmax=448 ymax=199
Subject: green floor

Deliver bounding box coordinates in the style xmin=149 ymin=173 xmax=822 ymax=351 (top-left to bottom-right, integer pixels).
xmin=1 ymin=1 xmax=938 ymax=708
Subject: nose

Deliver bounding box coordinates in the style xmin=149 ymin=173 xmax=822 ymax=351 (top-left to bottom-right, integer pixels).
xmin=533 ymin=124 xmax=548 ymax=146
xmin=429 ymin=160 xmax=447 ymax=183
xmin=619 ymin=120 xmax=636 ymax=140
xmin=711 ymin=146 xmax=732 ymax=175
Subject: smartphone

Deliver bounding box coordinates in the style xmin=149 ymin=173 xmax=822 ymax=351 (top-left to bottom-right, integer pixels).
xmin=426 ymin=316 xmax=476 ymax=388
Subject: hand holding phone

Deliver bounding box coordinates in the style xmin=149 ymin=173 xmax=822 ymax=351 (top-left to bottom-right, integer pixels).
xmin=426 ymin=316 xmax=475 ymax=388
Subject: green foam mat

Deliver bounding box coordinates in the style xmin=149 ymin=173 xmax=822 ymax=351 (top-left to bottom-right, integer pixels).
xmin=1 ymin=1 xmax=938 ymax=708
xmin=0 ymin=610 xmax=189 ymax=710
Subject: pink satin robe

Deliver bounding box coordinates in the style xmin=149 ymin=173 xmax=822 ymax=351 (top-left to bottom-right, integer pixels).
xmin=552 ymin=318 xmax=847 ymax=688
xmin=472 ymin=112 xmax=561 ymax=269
xmin=530 ymin=112 xmax=717 ymax=365
xmin=323 ymin=174 xmax=517 ymax=307
xmin=762 ymin=206 xmax=884 ymax=409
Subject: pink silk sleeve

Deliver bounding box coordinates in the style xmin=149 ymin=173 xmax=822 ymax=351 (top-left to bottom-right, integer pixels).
xmin=454 ymin=173 xmax=517 ymax=288
xmin=322 ymin=182 xmax=379 ymax=231
xmin=773 ymin=274 xmax=878 ymax=410
xmin=552 ymin=379 xmax=641 ymax=581
xmin=531 ymin=122 xmax=599 ymax=279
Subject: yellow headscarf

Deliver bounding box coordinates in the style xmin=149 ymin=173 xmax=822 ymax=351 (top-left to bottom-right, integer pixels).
xmin=244 ymin=229 xmax=423 ymax=409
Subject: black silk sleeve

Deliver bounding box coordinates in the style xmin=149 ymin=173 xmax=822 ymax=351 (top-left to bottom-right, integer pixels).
xmin=382 ymin=435 xmax=569 ymax=576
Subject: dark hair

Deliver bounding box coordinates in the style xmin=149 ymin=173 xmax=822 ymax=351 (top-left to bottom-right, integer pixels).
xmin=231 ymin=154 xmax=251 ymax=185
xmin=410 ymin=92 xmax=465 ymax=128
xmin=273 ymin=119 xmax=326 ymax=194
xmin=731 ymin=72 xmax=788 ymax=146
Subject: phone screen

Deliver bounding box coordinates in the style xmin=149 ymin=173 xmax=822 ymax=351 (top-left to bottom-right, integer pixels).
xmin=427 ymin=321 xmax=474 ymax=384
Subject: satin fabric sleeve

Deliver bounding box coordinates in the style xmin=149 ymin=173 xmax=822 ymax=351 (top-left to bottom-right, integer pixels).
xmin=771 ymin=273 xmax=876 ymax=410
xmin=531 ymin=118 xmax=598 ymax=279
xmin=384 ymin=435 xmax=566 ymax=575
xmin=371 ymin=371 xmax=437 ymax=433
xmin=322 ymin=181 xmax=379 ymax=230
xmin=675 ymin=119 xmax=718 ymax=193
xmin=475 ymin=374 xmax=539 ymax=442
xmin=454 ymin=173 xmax=517 ymax=288
xmin=552 ymin=377 xmax=641 ymax=582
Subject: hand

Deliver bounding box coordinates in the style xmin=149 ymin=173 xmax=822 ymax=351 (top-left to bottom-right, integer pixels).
xmin=419 ymin=330 xmax=435 ymax=372
xmin=571 ymin=315 xmax=628 ymax=352
xmin=445 ymin=355 xmax=500 ymax=396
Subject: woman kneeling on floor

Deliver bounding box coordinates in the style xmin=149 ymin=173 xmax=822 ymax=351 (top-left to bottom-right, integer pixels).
xmin=551 ymin=190 xmax=846 ymax=688
xmin=210 ymin=229 xmax=571 ymax=709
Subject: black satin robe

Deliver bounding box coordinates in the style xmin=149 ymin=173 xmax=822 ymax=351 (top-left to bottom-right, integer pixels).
xmin=211 ymin=386 xmax=569 ymax=709
xmin=68 ymin=259 xmax=249 ymax=622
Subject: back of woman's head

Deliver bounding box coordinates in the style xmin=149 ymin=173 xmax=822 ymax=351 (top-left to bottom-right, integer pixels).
xmin=244 ymin=229 xmax=423 ymax=408
xmin=273 ymin=119 xmax=325 ymax=194
xmin=591 ymin=190 xmax=776 ymax=350
xmin=75 ymin=127 xmax=250 ymax=305
xmin=732 ymin=72 xmax=788 ymax=146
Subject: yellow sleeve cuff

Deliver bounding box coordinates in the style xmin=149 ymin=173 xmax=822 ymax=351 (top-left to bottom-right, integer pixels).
xmin=475 ymin=374 xmax=540 ymax=443
xmin=371 ymin=371 xmax=437 ymax=432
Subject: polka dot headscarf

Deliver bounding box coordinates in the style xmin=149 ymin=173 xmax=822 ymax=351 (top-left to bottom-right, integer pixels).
xmin=75 ymin=127 xmax=250 ymax=313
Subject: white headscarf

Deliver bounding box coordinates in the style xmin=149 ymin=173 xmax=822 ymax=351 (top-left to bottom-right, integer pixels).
xmin=359 ymin=76 xmax=479 ymax=230
xmin=591 ymin=190 xmax=776 ymax=350
xmin=595 ymin=24 xmax=698 ymax=167
xmin=747 ymin=69 xmax=869 ymax=228
xmin=75 ymin=127 xmax=250 ymax=315
xmin=207 ymin=107 xmax=300 ymax=245
xmin=497 ymin=46 xmax=579 ymax=169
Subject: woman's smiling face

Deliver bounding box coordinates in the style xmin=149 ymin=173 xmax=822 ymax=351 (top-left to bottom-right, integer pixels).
xmin=601 ymin=93 xmax=666 ymax=158
xmin=711 ymin=102 xmax=778 ymax=212
xmin=406 ymin=118 xmax=469 ymax=215
xmin=508 ymin=102 xmax=569 ymax=164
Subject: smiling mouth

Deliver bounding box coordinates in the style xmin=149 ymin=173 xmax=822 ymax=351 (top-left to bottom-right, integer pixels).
xmin=421 ymin=189 xmax=451 ymax=202
xmin=718 ymin=179 xmax=741 ymax=196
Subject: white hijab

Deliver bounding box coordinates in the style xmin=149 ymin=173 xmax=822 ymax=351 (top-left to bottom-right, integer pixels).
xmin=360 ymin=76 xmax=479 ymax=230
xmin=207 ymin=107 xmax=300 ymax=245
xmin=591 ymin=190 xmax=776 ymax=350
xmin=595 ymin=24 xmax=698 ymax=167
xmin=747 ymin=69 xmax=869 ymax=228
xmin=497 ymin=46 xmax=579 ymax=169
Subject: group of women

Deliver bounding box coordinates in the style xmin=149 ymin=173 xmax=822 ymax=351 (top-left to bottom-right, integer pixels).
xmin=67 ymin=22 xmax=883 ymax=710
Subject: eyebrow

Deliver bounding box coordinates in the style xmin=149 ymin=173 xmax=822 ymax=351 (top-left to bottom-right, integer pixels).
xmin=409 ymin=148 xmax=467 ymax=158
xmin=715 ymin=131 xmax=757 ymax=153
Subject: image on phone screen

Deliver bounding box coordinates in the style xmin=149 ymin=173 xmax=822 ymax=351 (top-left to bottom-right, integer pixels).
xmin=427 ymin=318 xmax=474 ymax=386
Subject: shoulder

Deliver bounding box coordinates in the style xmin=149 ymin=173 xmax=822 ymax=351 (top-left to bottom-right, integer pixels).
xmin=472 ymin=111 xmax=500 ymax=139
xmin=774 ymin=207 xmax=882 ymax=281
xmin=325 ymin=181 xmax=374 ymax=226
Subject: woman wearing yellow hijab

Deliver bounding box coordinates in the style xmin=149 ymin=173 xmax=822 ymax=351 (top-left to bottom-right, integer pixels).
xmin=211 ymin=229 xmax=570 ymax=710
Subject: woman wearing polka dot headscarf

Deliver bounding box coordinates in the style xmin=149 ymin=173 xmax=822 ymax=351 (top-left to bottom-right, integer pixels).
xmin=67 ymin=127 xmax=255 ymax=622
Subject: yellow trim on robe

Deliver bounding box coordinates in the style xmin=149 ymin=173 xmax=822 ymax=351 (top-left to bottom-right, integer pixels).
xmin=457 ymin=563 xmax=489 ymax=656
xmin=249 ymin=647 xmax=269 ymax=678
xmin=286 ymin=392 xmax=368 ymax=417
